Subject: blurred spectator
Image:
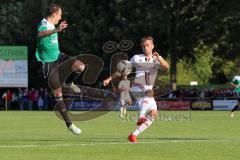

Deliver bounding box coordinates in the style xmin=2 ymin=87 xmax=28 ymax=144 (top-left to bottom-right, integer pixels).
xmin=43 ymin=88 xmax=49 ymax=110
xmin=33 ymin=90 xmax=39 ymax=110
xmin=11 ymin=92 xmax=18 ymax=110
xmin=2 ymin=90 xmax=12 ymax=110
xmin=38 ymin=96 xmax=44 ymax=110
xmin=21 ymin=89 xmax=29 ymax=110
xmin=28 ymin=88 xmax=34 ymax=110
xmin=18 ymin=89 xmax=24 ymax=110
xmin=0 ymin=85 xmax=239 ymax=111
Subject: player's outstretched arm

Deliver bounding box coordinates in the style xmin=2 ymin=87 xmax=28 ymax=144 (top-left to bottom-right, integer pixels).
xmin=231 ymin=82 xmax=238 ymax=89
xmin=153 ymin=51 xmax=169 ymax=70
xmin=103 ymin=71 xmax=122 ymax=86
xmin=38 ymin=21 xmax=68 ymax=38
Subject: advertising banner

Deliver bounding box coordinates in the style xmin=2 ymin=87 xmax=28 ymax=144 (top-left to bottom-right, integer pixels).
xmin=191 ymin=100 xmax=212 ymax=110
xmin=0 ymin=46 xmax=28 ymax=87
xmin=213 ymin=100 xmax=238 ymax=110
xmin=157 ymin=101 xmax=191 ymax=110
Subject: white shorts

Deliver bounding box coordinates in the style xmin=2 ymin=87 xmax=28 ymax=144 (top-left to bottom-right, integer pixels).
xmin=137 ymin=96 xmax=157 ymax=117
xmin=120 ymin=99 xmax=131 ymax=106
xmin=120 ymin=93 xmax=131 ymax=106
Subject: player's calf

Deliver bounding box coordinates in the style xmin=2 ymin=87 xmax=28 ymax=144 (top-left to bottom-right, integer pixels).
xmin=129 ymin=110 xmax=157 ymax=143
xmin=137 ymin=117 xmax=147 ymax=126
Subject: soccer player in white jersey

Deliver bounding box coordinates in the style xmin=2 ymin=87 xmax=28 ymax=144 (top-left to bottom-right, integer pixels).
xmin=103 ymin=36 xmax=169 ymax=143
xmin=118 ymin=74 xmax=132 ymax=119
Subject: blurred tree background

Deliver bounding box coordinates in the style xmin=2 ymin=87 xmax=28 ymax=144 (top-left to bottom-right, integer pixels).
xmin=0 ymin=0 xmax=240 ymax=87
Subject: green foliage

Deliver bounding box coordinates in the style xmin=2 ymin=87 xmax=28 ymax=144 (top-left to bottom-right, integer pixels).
xmin=193 ymin=42 xmax=214 ymax=84
xmin=155 ymin=57 xmax=171 ymax=91
xmin=213 ymin=57 xmax=240 ymax=82
xmin=0 ymin=0 xmax=41 ymax=45
xmin=177 ymin=58 xmax=196 ymax=85
xmin=0 ymin=0 xmax=25 ymax=44
xmin=177 ymin=42 xmax=214 ymax=85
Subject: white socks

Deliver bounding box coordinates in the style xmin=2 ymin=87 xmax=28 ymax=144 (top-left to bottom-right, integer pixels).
xmin=120 ymin=106 xmax=127 ymax=116
xmin=132 ymin=116 xmax=153 ymax=136
xmin=120 ymin=107 xmax=124 ymax=115
xmin=123 ymin=107 xmax=127 ymax=115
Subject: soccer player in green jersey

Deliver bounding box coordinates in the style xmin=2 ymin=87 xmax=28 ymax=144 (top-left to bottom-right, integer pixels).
xmin=36 ymin=3 xmax=85 ymax=134
xmin=230 ymin=76 xmax=240 ymax=118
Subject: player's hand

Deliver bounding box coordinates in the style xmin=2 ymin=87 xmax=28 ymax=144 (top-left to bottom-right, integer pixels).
xmin=153 ymin=51 xmax=162 ymax=60
xmin=56 ymin=21 xmax=68 ymax=32
xmin=153 ymin=51 xmax=169 ymax=69
xmin=103 ymin=78 xmax=111 ymax=86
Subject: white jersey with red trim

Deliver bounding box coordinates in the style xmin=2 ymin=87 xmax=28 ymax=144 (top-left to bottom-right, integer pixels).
xmin=130 ymin=54 xmax=161 ymax=92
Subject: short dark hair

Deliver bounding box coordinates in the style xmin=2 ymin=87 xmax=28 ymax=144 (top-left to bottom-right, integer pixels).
xmin=141 ymin=36 xmax=154 ymax=44
xmin=47 ymin=3 xmax=61 ymax=17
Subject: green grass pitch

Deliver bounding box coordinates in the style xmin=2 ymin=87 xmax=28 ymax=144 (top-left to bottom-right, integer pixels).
xmin=0 ymin=111 xmax=239 ymax=160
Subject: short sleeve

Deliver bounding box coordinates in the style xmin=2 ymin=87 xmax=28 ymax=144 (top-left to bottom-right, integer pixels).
xmin=232 ymin=78 xmax=239 ymax=85
xmin=130 ymin=55 xmax=137 ymax=68
xmin=38 ymin=21 xmax=48 ymax=32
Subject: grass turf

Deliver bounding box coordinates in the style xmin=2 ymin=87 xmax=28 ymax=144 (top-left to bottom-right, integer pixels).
xmin=0 ymin=111 xmax=239 ymax=160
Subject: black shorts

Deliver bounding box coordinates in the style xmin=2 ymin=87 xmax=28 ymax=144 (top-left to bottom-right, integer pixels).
xmin=42 ymin=53 xmax=78 ymax=90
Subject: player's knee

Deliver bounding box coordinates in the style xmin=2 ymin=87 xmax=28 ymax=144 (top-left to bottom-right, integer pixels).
xmin=75 ymin=60 xmax=85 ymax=72
xmin=128 ymin=100 xmax=132 ymax=106
xmin=55 ymin=92 xmax=62 ymax=98
xmin=72 ymin=60 xmax=85 ymax=72
xmin=149 ymin=110 xmax=157 ymax=119
xmin=78 ymin=63 xmax=85 ymax=72
xmin=53 ymin=88 xmax=62 ymax=97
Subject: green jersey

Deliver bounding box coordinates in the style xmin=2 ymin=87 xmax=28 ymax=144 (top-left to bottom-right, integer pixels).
xmin=35 ymin=18 xmax=60 ymax=62
xmin=232 ymin=76 xmax=240 ymax=93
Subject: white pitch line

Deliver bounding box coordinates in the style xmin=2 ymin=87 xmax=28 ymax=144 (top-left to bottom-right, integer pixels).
xmin=0 ymin=139 xmax=236 ymax=148
xmin=0 ymin=145 xmax=38 ymax=148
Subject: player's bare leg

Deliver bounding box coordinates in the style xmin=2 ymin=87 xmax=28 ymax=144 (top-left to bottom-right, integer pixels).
xmin=62 ymin=60 xmax=85 ymax=94
xmin=128 ymin=90 xmax=157 ymax=143
xmin=123 ymin=106 xmax=127 ymax=117
xmin=71 ymin=60 xmax=85 ymax=72
xmin=230 ymin=103 xmax=239 ymax=118
xmin=123 ymin=100 xmax=132 ymax=118
xmin=128 ymin=109 xmax=157 ymax=143
xmin=120 ymin=106 xmax=124 ymax=118
xmin=120 ymin=106 xmax=127 ymax=119
xmin=119 ymin=100 xmax=125 ymax=119
xmin=120 ymin=102 xmax=130 ymax=119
